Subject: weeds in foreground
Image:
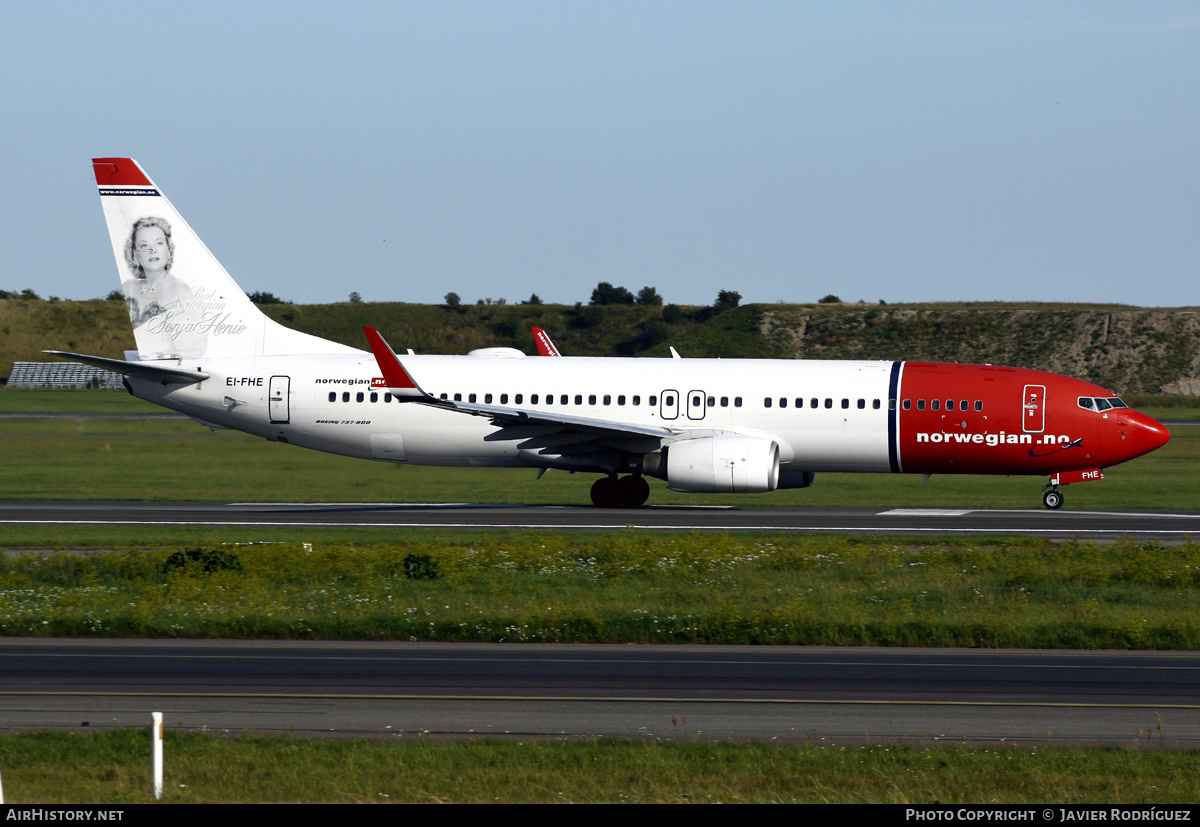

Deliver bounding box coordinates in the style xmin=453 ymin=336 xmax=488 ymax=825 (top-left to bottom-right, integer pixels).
xmin=1 ymin=536 xmax=1198 ymax=648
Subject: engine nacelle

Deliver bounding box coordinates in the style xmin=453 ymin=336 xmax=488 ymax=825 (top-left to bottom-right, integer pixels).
xmin=650 ymin=436 xmax=780 ymax=494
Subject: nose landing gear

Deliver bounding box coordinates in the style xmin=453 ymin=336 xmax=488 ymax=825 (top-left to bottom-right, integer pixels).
xmin=1041 ymin=468 xmax=1104 ymax=509
xmin=590 ymin=474 xmax=650 ymax=508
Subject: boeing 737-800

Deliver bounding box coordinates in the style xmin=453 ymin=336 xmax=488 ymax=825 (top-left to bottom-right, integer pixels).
xmin=50 ymin=158 xmax=1170 ymax=509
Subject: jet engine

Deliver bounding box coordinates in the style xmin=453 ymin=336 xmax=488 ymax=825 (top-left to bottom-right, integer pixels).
xmin=646 ymin=436 xmax=780 ymax=494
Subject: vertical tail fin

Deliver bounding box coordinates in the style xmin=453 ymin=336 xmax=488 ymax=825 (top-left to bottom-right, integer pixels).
xmin=93 ymin=158 xmax=357 ymax=360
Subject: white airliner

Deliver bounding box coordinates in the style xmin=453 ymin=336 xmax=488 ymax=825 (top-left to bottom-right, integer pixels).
xmin=51 ymin=158 xmax=1170 ymax=509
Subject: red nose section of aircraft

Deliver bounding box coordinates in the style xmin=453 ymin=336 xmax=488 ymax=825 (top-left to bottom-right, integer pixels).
xmin=1128 ymin=410 xmax=1171 ymax=458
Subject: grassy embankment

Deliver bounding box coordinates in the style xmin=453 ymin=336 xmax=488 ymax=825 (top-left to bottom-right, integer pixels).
xmin=6 ymin=297 xmax=1200 ymax=394
xmin=0 ymin=730 xmax=1196 ymax=804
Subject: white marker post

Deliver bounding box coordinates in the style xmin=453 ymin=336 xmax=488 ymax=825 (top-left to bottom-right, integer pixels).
xmin=152 ymin=712 xmax=163 ymax=800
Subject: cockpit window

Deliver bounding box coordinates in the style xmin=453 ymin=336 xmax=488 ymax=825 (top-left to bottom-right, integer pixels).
xmin=1079 ymin=396 xmax=1128 ymax=412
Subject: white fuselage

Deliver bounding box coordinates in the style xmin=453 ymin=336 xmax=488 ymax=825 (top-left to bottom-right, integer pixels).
xmin=132 ymin=352 xmax=896 ymax=473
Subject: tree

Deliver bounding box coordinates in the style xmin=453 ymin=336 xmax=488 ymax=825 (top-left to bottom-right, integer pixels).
xmin=662 ymin=304 xmax=684 ymax=324
xmin=713 ymin=289 xmax=741 ymax=313
xmin=106 ymin=289 xmax=124 ymax=301
xmin=348 ymin=291 xmax=362 ymax=303
xmin=818 ymin=294 xmax=841 ymax=304
xmin=248 ymin=291 xmax=287 ymax=305
xmin=636 ymin=286 xmax=662 ymax=306
xmin=444 ymin=292 xmax=461 ymax=309
xmin=590 ymin=282 xmax=635 ymax=306
xmin=527 ymin=293 xmax=543 ymax=305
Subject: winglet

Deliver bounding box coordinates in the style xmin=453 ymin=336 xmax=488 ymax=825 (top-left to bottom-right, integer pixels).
xmin=363 ymin=327 xmax=427 ymax=399
xmin=531 ymin=327 xmax=561 ymax=357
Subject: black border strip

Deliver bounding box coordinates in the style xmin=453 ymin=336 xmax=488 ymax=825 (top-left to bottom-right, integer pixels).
xmin=888 ymin=361 xmax=902 ymax=473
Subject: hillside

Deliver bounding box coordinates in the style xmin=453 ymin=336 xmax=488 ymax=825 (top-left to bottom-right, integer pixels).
xmin=4 ymin=298 xmax=1200 ymax=396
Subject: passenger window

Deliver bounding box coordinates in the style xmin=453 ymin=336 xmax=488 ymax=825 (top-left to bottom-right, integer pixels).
xmin=618 ymin=395 xmax=626 ymax=405
xmin=960 ymin=400 xmax=968 ymax=411
xmin=650 ymin=395 xmax=658 ymax=406
xmin=902 ymin=399 xmax=910 ymax=410
xmin=811 ymin=398 xmax=818 ymax=409
xmin=515 ymin=394 xmax=522 ymax=404
xmin=841 ymin=399 xmax=849 ymax=409
xmin=707 ymin=396 xmax=715 ymax=406
xmin=370 ymin=392 xmax=378 ymax=403
xmin=931 ymin=400 xmax=939 ymax=411
xmin=588 ymin=394 xmax=596 ymax=405
xmin=385 ymin=393 xmax=392 ymax=402
xmin=917 ymin=399 xmax=925 ymax=411
xmin=574 ymin=395 xmax=583 ymax=405
xmin=825 ymin=398 xmax=833 ymax=409
xmin=779 ymin=398 xmax=787 ymax=408
xmin=857 ymin=399 xmax=865 ymax=409
xmin=975 ymin=400 xmax=982 ymax=411
xmin=735 ymin=397 xmax=743 ymax=407
xmin=439 ymin=393 xmax=447 ymax=401
xmin=328 ymin=392 xmax=336 ymax=403
xmin=356 ymin=392 xmax=364 ymax=403
xmin=945 ymin=400 xmax=954 ymax=411
xmin=720 ymin=397 xmax=728 ymax=407
xmin=695 ymin=395 xmax=704 ymax=407
xmin=499 ymin=393 xmax=507 ymax=404
xmin=795 ymin=398 xmax=803 ymax=408
xmin=764 ymin=397 xmax=773 ymax=408
xmin=454 ymin=393 xmax=462 ymax=402
xmin=873 ymin=399 xmax=881 ymax=410
xmin=560 ymin=395 xmax=569 ymax=405
xmin=634 ymin=396 xmax=641 ymax=406
xmin=531 ymin=394 xmax=539 ymax=404
xmin=604 ymin=395 xmax=611 ymax=405
xmin=469 ymin=393 xmax=477 ymax=403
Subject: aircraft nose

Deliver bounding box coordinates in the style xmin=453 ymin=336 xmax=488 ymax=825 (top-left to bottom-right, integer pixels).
xmin=1130 ymin=410 xmax=1171 ymax=455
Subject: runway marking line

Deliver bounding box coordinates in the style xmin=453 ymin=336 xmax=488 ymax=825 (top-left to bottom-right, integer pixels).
xmin=2 ymin=519 xmax=1199 ymax=535
xmin=1 ymin=690 xmax=1198 ymax=710
xmin=4 ymin=652 xmax=1200 ymax=671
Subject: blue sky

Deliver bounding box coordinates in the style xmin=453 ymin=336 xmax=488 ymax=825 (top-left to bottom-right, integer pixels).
xmin=3 ymin=1 xmax=1198 ymax=307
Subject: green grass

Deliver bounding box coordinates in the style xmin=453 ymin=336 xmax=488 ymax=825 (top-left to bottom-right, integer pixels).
xmin=0 ymin=730 xmax=1196 ymax=804
xmin=2 ymin=421 xmax=1196 ymax=508
xmin=3 ymin=536 xmax=1199 ymax=648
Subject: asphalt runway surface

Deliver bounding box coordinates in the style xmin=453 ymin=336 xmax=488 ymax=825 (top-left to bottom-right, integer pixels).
xmin=1 ymin=639 xmax=1197 ymax=747
xmin=2 ymin=500 xmax=1199 ymax=542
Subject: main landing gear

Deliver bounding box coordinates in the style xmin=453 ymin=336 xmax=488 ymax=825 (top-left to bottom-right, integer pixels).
xmin=590 ymin=475 xmax=650 ymax=508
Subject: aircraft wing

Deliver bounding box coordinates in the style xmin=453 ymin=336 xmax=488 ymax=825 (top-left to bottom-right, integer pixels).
xmin=364 ymin=327 xmax=698 ymax=460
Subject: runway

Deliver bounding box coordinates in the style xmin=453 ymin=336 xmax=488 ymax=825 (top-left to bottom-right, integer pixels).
xmin=2 ymin=500 xmax=1199 ymax=541
xmin=1 ymin=639 xmax=1196 ymax=746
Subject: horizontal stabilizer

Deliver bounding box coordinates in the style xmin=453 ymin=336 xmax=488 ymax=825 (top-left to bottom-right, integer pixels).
xmin=44 ymin=351 xmax=208 ymax=384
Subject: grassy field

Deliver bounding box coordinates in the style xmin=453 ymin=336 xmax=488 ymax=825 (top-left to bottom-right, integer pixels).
xmin=2 ymin=535 xmax=1199 ymax=648
xmin=1 ymin=390 xmax=1198 ymax=509
xmin=0 ymin=730 xmax=1196 ymax=804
